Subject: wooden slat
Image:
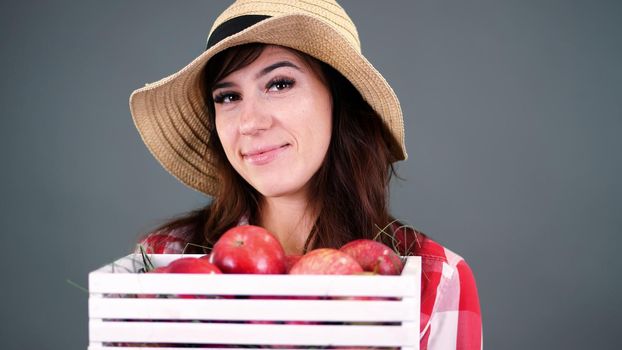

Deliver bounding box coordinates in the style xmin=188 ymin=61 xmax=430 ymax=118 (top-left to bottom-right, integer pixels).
xmin=89 ymin=297 xmax=418 ymax=321
xmin=89 ymin=256 xmax=420 ymax=297
xmin=89 ymin=321 xmax=419 ymax=347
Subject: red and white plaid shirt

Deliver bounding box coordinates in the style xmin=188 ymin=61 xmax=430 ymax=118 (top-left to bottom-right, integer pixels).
xmin=138 ymin=225 xmax=483 ymax=350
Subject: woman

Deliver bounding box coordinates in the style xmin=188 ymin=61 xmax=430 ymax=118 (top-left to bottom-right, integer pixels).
xmin=130 ymin=1 xmax=482 ymax=349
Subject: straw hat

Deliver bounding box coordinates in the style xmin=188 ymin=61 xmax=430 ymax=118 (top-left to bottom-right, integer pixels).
xmin=130 ymin=0 xmax=406 ymax=197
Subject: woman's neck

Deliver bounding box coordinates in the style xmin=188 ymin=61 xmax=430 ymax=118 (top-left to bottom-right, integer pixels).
xmin=258 ymin=194 xmax=315 ymax=255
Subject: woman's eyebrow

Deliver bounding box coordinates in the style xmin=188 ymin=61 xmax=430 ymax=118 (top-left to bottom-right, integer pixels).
xmin=212 ymin=61 xmax=301 ymax=92
xmin=212 ymin=81 xmax=235 ymax=91
xmin=256 ymin=60 xmax=301 ymax=79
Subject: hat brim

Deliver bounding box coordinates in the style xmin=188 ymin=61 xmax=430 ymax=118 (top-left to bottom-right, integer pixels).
xmin=130 ymin=14 xmax=406 ymax=197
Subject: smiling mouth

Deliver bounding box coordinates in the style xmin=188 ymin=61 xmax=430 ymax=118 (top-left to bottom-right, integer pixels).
xmin=242 ymin=144 xmax=291 ymax=165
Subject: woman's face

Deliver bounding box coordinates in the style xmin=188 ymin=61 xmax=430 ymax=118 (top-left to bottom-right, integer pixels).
xmin=212 ymin=46 xmax=333 ymax=200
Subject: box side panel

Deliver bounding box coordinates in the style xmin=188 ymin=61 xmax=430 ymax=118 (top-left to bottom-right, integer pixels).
xmin=89 ymin=321 xmax=419 ymax=347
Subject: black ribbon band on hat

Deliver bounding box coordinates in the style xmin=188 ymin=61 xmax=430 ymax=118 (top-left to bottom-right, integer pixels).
xmin=206 ymin=15 xmax=271 ymax=50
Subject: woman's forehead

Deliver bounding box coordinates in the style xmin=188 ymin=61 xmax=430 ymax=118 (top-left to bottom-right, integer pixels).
xmin=216 ymin=44 xmax=320 ymax=83
xmin=242 ymin=45 xmax=309 ymax=73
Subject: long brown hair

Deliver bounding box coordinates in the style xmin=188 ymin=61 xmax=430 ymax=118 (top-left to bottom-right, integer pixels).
xmin=149 ymin=43 xmax=399 ymax=253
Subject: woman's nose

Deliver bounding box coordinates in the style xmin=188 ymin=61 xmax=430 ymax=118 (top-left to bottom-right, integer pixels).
xmin=238 ymin=97 xmax=272 ymax=135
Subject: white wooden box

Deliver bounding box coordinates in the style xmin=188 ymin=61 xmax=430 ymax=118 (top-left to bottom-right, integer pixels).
xmin=88 ymin=254 xmax=421 ymax=350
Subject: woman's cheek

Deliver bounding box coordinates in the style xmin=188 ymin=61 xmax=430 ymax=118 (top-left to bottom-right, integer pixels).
xmin=215 ymin=118 xmax=237 ymax=159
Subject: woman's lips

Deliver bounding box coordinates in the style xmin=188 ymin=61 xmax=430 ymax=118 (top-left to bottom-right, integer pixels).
xmin=242 ymin=144 xmax=290 ymax=165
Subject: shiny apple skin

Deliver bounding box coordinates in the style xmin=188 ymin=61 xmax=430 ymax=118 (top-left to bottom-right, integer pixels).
xmin=339 ymin=239 xmax=403 ymax=275
xmin=210 ymin=225 xmax=287 ymax=274
xmin=166 ymin=257 xmax=222 ymax=274
xmin=288 ymin=248 xmax=363 ymax=275
xmin=285 ymin=254 xmax=302 ymax=273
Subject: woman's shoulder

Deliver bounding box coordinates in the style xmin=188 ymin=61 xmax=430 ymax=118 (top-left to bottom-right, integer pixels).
xmin=135 ymin=211 xmax=246 ymax=255
xmin=394 ymin=224 xmax=482 ymax=346
xmin=393 ymin=223 xmax=468 ymax=268
xmin=135 ymin=226 xmax=193 ymax=254
xmin=394 ymin=224 xmax=478 ymax=300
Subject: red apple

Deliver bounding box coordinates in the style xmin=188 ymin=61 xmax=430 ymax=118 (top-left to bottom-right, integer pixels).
xmin=150 ymin=266 xmax=170 ymax=273
xmin=165 ymin=257 xmax=221 ymax=299
xmin=339 ymin=239 xmax=403 ymax=275
xmin=210 ymin=225 xmax=286 ymax=274
xmin=285 ymin=254 xmax=302 ymax=273
xmin=166 ymin=257 xmax=222 ymax=274
xmin=288 ymin=248 xmax=363 ymax=275
xmin=142 ymin=258 xmax=220 ymax=299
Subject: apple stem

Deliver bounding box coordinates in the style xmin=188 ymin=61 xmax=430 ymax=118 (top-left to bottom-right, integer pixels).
xmin=373 ymin=263 xmax=380 ymax=275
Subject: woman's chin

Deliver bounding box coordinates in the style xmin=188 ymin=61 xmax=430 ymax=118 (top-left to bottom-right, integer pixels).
xmin=252 ymin=181 xmax=306 ymax=200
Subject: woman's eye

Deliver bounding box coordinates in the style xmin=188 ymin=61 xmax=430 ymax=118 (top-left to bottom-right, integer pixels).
xmin=267 ymin=78 xmax=295 ymax=92
xmin=213 ymin=92 xmax=239 ymax=104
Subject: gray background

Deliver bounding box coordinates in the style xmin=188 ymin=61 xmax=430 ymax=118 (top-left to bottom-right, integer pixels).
xmin=1 ymin=0 xmax=620 ymax=349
